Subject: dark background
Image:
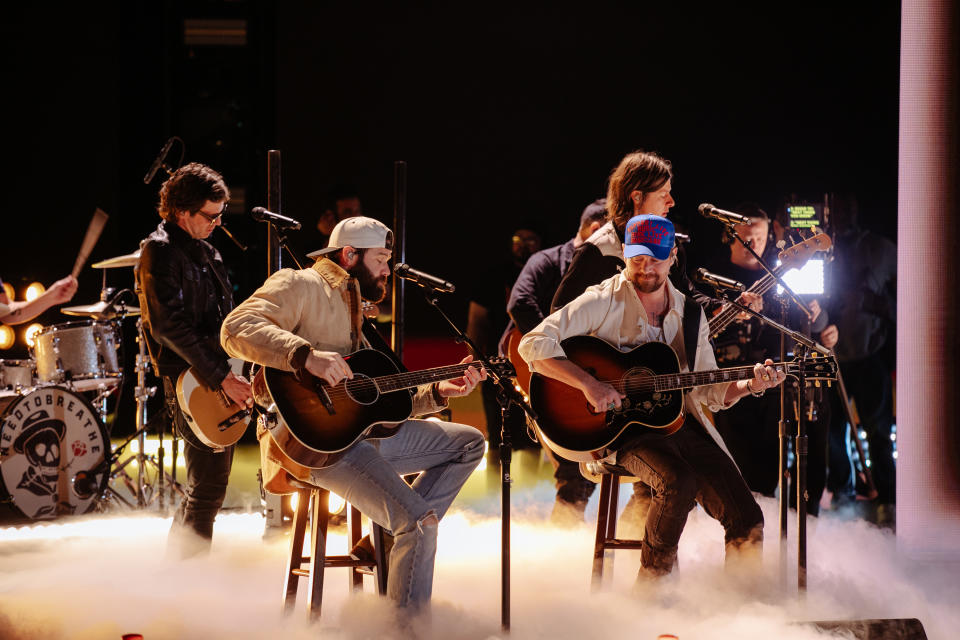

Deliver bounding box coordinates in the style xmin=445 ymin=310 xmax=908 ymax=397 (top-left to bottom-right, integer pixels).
xmin=2 ymin=3 xmax=900 ymax=430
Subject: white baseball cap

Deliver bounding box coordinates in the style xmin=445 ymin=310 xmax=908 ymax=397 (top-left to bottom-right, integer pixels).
xmin=307 ymin=216 xmax=393 ymax=258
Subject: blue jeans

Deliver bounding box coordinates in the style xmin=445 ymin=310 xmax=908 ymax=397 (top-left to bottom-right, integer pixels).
xmin=309 ymin=419 xmax=484 ymax=609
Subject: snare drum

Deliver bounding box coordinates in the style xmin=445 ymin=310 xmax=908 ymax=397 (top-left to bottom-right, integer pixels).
xmin=0 ymin=386 xmax=108 ymax=520
xmin=33 ymin=320 xmax=121 ymax=392
xmin=0 ymin=359 xmax=36 ymax=391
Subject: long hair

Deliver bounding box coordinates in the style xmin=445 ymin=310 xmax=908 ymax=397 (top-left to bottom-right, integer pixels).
xmin=606 ymin=150 xmax=673 ymax=238
xmin=158 ymin=162 xmax=229 ymax=221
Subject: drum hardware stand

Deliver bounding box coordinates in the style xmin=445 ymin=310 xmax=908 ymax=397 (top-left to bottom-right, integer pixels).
xmin=416 ymin=283 xmax=533 ymax=632
xmin=100 ymin=319 xmax=184 ymax=511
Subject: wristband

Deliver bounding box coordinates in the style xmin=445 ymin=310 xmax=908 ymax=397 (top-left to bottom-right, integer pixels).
xmin=748 ymin=378 xmax=765 ymax=398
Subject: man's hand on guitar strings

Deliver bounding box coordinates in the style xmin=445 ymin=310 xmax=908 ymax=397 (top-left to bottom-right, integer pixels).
xmin=305 ymin=349 xmax=355 ymax=387
xmin=581 ymin=377 xmax=625 ymax=414
xmin=222 ymin=371 xmax=254 ymax=408
xmin=435 ymin=355 xmax=487 ymax=398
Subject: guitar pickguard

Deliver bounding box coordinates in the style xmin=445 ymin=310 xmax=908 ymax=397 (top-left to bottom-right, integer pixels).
xmin=623 ymin=366 xmax=674 ymax=416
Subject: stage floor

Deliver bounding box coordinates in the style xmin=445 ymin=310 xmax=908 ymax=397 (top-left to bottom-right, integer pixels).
xmin=0 ymin=441 xmax=956 ymax=640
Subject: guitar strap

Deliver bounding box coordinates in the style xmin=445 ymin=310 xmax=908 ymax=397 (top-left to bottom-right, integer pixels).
xmin=681 ymin=295 xmax=702 ymax=372
xmin=360 ymin=319 xmax=409 ymax=373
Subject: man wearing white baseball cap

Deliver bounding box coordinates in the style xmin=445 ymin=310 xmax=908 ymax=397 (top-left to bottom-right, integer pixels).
xmin=221 ymin=216 xmax=486 ymax=613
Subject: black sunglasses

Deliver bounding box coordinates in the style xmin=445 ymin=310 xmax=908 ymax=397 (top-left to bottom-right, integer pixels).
xmin=195 ymin=203 xmax=228 ymax=222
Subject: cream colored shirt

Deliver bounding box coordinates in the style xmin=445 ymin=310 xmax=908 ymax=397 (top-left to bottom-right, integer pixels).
xmin=518 ymin=271 xmax=737 ymax=456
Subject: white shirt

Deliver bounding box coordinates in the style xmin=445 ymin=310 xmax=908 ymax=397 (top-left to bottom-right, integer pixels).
xmin=518 ymin=271 xmax=737 ymax=457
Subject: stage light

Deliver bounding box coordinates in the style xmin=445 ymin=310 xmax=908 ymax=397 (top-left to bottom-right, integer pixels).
xmin=24 ymin=282 xmax=45 ymax=302
xmin=287 ymin=490 xmax=346 ymax=516
xmin=0 ymin=325 xmax=14 ymax=349
xmin=23 ymin=323 xmax=43 ymax=347
xmin=2 ymin=282 xmax=14 ymax=300
xmin=328 ymin=492 xmax=346 ymax=515
xmin=776 ymin=259 xmax=825 ymax=296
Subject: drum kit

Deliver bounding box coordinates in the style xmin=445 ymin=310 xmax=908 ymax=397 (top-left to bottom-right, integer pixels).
xmin=0 ymin=249 xmax=183 ymax=523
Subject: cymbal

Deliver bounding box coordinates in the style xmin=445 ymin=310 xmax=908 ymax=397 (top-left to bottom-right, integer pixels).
xmin=62 ymin=300 xmax=140 ymax=318
xmin=91 ymin=250 xmax=141 ymax=269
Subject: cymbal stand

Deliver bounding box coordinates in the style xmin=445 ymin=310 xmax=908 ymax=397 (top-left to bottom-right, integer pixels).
xmin=106 ymin=319 xmax=184 ymax=511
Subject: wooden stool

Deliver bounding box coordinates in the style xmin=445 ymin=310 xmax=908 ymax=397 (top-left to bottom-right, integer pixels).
xmin=590 ymin=464 xmax=644 ymax=591
xmin=282 ymin=480 xmax=388 ymax=620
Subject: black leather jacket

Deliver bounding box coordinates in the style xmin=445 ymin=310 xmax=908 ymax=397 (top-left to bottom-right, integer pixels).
xmin=135 ymin=221 xmax=234 ymax=387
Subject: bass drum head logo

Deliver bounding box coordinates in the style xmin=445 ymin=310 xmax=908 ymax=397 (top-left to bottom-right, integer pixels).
xmin=0 ymin=387 xmax=107 ymax=520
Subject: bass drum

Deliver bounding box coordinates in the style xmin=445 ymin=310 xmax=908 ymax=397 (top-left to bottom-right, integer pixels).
xmin=0 ymin=386 xmax=109 ymax=522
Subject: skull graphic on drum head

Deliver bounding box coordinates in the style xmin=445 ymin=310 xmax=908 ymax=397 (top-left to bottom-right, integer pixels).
xmin=12 ymin=409 xmax=66 ymax=497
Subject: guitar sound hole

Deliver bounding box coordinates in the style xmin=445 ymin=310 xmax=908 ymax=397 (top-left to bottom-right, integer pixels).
xmin=345 ymin=374 xmax=380 ymax=405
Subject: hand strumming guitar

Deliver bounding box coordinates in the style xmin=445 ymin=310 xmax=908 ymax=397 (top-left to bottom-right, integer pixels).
xmin=305 ymin=349 xmax=355 ymax=387
xmin=221 ymin=370 xmax=253 ymax=408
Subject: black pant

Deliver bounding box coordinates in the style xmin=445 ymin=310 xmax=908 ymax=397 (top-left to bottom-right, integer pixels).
xmin=618 ymin=419 xmax=763 ymax=575
xmin=163 ymin=377 xmax=234 ymax=547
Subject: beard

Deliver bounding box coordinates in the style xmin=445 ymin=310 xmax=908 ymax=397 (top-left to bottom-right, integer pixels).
xmin=629 ymin=270 xmax=668 ymax=294
xmin=351 ymin=262 xmax=388 ymax=302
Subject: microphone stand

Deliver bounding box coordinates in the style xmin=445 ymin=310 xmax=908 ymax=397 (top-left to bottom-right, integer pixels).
xmin=414 ymin=281 xmax=536 ymax=632
xmin=712 ymin=292 xmax=831 ymax=593
xmin=722 ymin=221 xmax=821 ymax=592
xmin=263 ymin=221 xmax=305 ymax=270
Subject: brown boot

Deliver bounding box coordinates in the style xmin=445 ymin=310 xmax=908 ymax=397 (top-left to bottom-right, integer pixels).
xmin=350 ymin=530 xmax=395 ymax=563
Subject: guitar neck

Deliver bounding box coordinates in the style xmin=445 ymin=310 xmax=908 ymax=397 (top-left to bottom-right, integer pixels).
xmin=623 ymin=363 xmax=789 ymax=394
xmin=706 ymin=266 xmax=784 ymax=336
xmin=366 ymin=363 xmax=474 ymax=393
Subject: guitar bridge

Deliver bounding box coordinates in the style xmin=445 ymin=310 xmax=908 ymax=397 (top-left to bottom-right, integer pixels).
xmin=314 ymin=379 xmax=337 ymax=415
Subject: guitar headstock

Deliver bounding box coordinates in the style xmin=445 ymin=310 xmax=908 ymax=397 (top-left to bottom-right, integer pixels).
xmin=777 ymin=232 xmax=832 ymax=271
xmin=785 ymin=353 xmax=838 ymax=381
xmin=487 ymin=356 xmax=517 ymax=379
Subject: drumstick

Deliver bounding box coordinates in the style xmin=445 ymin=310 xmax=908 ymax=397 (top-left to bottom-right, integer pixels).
xmin=71 ymin=208 xmax=110 ymax=278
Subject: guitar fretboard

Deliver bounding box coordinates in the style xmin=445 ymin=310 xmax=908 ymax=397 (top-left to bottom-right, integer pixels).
xmin=372 ymin=364 xmax=475 ymax=392
xmin=706 ymin=267 xmax=784 ymax=337
xmin=611 ymin=364 xmax=790 ymax=394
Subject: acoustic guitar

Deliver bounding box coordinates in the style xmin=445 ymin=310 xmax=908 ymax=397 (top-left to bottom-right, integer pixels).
xmin=256 ymin=349 xmax=510 ymax=467
xmin=529 ymin=335 xmax=836 ymax=463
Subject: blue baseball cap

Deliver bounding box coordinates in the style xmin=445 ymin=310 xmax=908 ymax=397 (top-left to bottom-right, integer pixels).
xmin=624 ymin=215 xmax=675 ymax=260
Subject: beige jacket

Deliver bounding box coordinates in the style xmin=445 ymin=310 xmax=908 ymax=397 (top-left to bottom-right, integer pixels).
xmin=518 ymin=271 xmax=736 ymax=459
xmin=221 ymin=258 xmax=446 ymax=492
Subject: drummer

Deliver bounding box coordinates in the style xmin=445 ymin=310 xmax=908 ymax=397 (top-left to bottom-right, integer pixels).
xmin=0 ymin=275 xmax=78 ymax=324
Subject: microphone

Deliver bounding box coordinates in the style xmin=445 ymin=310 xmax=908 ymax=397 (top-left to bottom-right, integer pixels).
xmin=675 ymin=232 xmax=691 ymax=244
xmin=251 ymin=207 xmax=302 ymax=231
xmin=696 ymin=268 xmax=745 ymax=292
xmin=143 ymin=137 xmax=175 ymax=185
xmin=394 ymin=263 xmax=455 ymax=293
xmin=698 ymin=203 xmax=753 ymax=226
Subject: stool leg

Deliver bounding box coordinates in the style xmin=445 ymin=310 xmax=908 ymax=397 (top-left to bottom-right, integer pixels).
xmin=283 ymin=489 xmax=310 ymax=614
xmin=604 ymin=478 xmax=621 ymax=586
xmin=347 ymin=505 xmax=364 ymax=590
xmin=371 ymin=522 xmax=388 ymax=595
xmin=592 ymin=474 xmax=613 ymax=591
xmin=307 ymin=489 xmax=330 ymax=621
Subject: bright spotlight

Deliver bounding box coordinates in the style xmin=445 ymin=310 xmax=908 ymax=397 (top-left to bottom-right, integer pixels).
xmin=328 ymin=492 xmax=346 ymax=515
xmin=24 ymin=282 xmax=45 ymax=302
xmin=2 ymin=282 xmax=14 ymax=301
xmin=0 ymin=325 xmax=14 ymax=350
xmin=24 ymin=323 xmax=44 ymax=347
xmin=286 ymin=489 xmax=346 ymax=516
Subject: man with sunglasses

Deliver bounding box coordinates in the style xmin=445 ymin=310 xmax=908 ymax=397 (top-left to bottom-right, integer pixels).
xmin=136 ymin=162 xmax=252 ymax=556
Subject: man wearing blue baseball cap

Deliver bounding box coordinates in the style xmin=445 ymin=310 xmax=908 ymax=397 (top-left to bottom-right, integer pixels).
xmin=519 ymin=214 xmax=785 ymax=582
